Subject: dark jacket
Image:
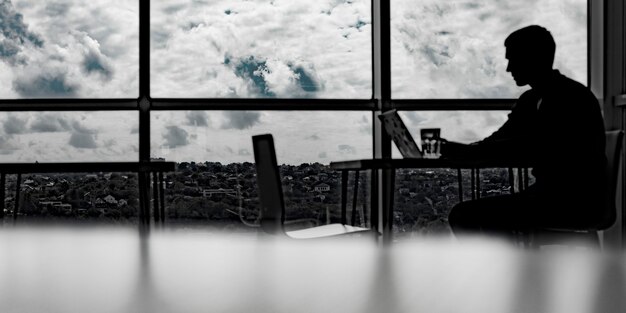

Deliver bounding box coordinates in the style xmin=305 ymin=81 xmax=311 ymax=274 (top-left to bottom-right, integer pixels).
xmin=470 ymin=70 xmax=606 ymax=205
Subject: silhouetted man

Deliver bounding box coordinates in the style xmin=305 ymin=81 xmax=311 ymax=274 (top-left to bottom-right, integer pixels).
xmin=443 ymin=25 xmax=606 ymax=237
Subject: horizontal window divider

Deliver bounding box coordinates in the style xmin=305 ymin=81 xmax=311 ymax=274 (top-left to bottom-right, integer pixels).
xmin=0 ymin=99 xmax=139 ymax=111
xmin=0 ymin=161 xmax=175 ymax=174
xmin=150 ymin=98 xmax=377 ymax=110
xmin=391 ymin=99 xmax=516 ymax=110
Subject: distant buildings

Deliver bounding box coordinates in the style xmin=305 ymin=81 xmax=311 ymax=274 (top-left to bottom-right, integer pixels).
xmin=313 ymin=183 xmax=330 ymax=192
xmin=203 ymin=188 xmax=237 ymax=198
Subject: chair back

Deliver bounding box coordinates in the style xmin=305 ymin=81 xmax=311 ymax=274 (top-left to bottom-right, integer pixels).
xmin=598 ymin=130 xmax=624 ymax=229
xmin=252 ymin=134 xmax=285 ymax=234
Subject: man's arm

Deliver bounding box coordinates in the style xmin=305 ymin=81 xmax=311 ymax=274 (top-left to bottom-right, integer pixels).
xmin=441 ymin=91 xmax=536 ymax=160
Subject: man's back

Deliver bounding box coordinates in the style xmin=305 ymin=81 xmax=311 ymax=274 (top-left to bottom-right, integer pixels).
xmin=475 ymin=70 xmax=606 ymax=224
xmin=493 ymin=71 xmax=603 ymax=189
xmin=528 ymin=71 xmax=605 ymax=194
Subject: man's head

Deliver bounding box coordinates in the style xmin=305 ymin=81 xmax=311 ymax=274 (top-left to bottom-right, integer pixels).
xmin=504 ymin=25 xmax=555 ymax=86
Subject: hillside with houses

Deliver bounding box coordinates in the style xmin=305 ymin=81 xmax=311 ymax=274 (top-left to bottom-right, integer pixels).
xmin=3 ymin=162 xmax=515 ymax=235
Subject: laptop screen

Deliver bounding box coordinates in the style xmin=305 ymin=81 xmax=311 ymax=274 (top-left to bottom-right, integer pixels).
xmin=378 ymin=110 xmax=422 ymax=158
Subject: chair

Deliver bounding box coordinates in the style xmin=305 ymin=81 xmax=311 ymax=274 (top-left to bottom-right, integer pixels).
xmin=525 ymin=130 xmax=624 ymax=249
xmin=252 ymin=134 xmax=375 ymax=239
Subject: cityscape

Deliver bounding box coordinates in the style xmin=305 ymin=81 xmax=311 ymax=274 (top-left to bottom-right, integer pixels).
xmin=1 ymin=162 xmax=518 ymax=237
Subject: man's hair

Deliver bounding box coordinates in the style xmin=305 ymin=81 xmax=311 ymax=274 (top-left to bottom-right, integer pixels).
xmin=504 ymin=25 xmax=556 ymax=68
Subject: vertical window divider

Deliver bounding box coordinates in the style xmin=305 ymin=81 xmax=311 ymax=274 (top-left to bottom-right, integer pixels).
xmin=139 ymin=0 xmax=150 ymax=163
xmin=138 ymin=0 xmax=151 ymax=227
xmin=372 ymin=0 xmax=392 ymax=238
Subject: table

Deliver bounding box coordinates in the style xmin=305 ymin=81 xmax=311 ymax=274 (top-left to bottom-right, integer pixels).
xmin=0 ymin=227 xmax=623 ymax=313
xmin=330 ymin=158 xmax=532 ymax=240
xmin=0 ymin=162 xmax=176 ymax=225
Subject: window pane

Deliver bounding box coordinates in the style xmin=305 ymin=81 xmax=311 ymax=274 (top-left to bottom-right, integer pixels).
xmin=151 ymin=1 xmax=372 ymax=99
xmin=392 ymin=0 xmax=587 ymax=98
xmin=0 ymin=112 xmax=138 ymax=162
xmin=151 ymin=111 xmax=372 ymax=164
xmin=393 ymin=110 xmax=508 ymax=158
xmin=0 ymin=1 xmax=139 ymax=99
xmin=151 ymin=111 xmax=372 ymax=230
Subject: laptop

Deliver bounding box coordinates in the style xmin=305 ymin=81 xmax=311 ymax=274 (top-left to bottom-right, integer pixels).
xmin=378 ymin=109 xmax=423 ymax=158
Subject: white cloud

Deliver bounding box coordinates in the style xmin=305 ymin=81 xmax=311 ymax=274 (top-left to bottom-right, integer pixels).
xmin=163 ymin=126 xmax=190 ymax=148
xmin=0 ymin=112 xmax=137 ymax=162
xmin=30 ymin=113 xmax=70 ymax=132
xmin=221 ymin=111 xmax=262 ymax=130
xmin=69 ymin=132 xmax=97 ymax=149
xmin=1 ymin=0 xmax=138 ymax=98
xmin=150 ymin=0 xmax=372 ymax=98
xmin=338 ymin=144 xmax=357 ymax=155
xmin=185 ymin=111 xmax=210 ymax=127
xmin=0 ymin=135 xmax=20 ymax=154
xmin=4 ymin=114 xmax=28 ymax=134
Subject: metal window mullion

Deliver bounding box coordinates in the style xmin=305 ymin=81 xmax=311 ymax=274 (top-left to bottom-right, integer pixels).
xmin=391 ymin=99 xmax=516 ymax=111
xmin=150 ymin=98 xmax=377 ymax=110
xmin=139 ymin=0 xmax=150 ymax=163
xmin=372 ymin=0 xmax=392 ymax=240
xmin=619 ymin=110 xmax=626 ymax=251
xmin=605 ymin=0 xmax=625 ymax=249
xmin=0 ymin=99 xmax=138 ymax=111
xmin=137 ymin=0 xmax=151 ymax=227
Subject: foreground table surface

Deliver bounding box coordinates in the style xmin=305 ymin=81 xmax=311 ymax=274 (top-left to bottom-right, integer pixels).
xmin=1 ymin=226 xmax=624 ymax=313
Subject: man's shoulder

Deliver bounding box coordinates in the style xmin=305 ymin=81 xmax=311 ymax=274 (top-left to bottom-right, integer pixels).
xmin=553 ymin=71 xmax=593 ymax=96
xmin=552 ymin=71 xmax=601 ymax=115
xmin=514 ymin=89 xmax=540 ymax=108
xmin=519 ymin=89 xmax=538 ymax=99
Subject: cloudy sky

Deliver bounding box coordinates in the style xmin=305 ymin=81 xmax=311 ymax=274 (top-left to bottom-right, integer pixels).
xmin=392 ymin=0 xmax=586 ymax=98
xmin=0 ymin=0 xmax=586 ymax=163
xmin=0 ymin=0 xmax=138 ymax=98
xmin=151 ymin=110 xmax=373 ymax=165
xmin=151 ymin=0 xmax=372 ymax=98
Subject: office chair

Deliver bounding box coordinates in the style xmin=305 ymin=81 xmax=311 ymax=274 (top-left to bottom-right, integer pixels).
xmin=524 ymin=130 xmax=624 ymax=249
xmin=252 ymin=134 xmax=375 ymax=239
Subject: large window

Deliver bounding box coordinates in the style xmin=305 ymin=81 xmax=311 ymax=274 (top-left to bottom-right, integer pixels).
xmin=0 ymin=1 xmax=592 ymax=232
